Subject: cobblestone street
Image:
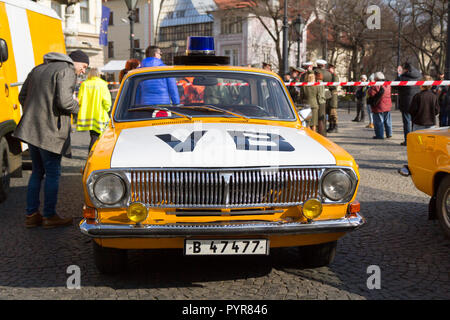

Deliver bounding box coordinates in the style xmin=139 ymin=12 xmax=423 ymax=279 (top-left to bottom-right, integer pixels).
xmin=0 ymin=108 xmax=449 ymax=300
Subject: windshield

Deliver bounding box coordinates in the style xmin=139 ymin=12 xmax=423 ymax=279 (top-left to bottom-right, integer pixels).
xmin=114 ymin=71 xmax=296 ymax=122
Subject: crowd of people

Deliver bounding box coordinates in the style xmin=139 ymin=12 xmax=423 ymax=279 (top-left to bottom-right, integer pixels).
xmin=284 ymin=59 xmax=445 ymax=143
xmin=351 ymin=62 xmax=442 ymax=144
xmin=284 ymin=59 xmax=339 ymax=136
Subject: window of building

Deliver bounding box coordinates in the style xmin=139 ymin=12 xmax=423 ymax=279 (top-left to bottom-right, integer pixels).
xmin=176 ymin=10 xmax=185 ymax=18
xmin=108 ymin=41 xmax=114 ymax=58
xmin=109 ymin=11 xmax=114 ymax=25
xmin=134 ymin=8 xmax=140 ymax=23
xmin=51 ymin=1 xmax=61 ymax=16
xmin=80 ymin=0 xmax=89 ymax=24
xmin=159 ymin=22 xmax=213 ymax=42
xmin=134 ymin=39 xmax=140 ymax=50
xmin=224 ymin=48 xmax=239 ymax=66
xmin=221 ymin=16 xmax=243 ymax=35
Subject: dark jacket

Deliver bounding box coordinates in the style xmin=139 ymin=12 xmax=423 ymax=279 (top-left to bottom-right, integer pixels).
xmin=395 ymin=67 xmax=422 ymax=112
xmin=13 ymin=52 xmax=79 ymax=157
xmin=136 ymin=57 xmax=180 ymax=105
xmin=409 ymin=89 xmax=439 ymax=126
xmin=355 ymin=86 xmax=368 ymax=103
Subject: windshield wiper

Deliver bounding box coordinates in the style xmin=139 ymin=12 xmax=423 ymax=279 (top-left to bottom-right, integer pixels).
xmin=179 ymin=105 xmax=249 ymax=120
xmin=128 ymin=105 xmax=192 ymax=120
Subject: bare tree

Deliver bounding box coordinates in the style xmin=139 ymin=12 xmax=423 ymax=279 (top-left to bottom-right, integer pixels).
xmin=308 ymin=0 xmax=398 ymax=80
xmin=389 ymin=0 xmax=447 ymax=75
xmin=223 ymin=0 xmax=316 ymax=73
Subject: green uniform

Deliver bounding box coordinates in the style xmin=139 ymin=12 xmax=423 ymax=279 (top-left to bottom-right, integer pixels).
xmin=317 ymin=68 xmax=339 ymax=131
xmin=300 ymin=85 xmax=325 ymax=127
xmin=327 ymin=72 xmax=339 ymax=124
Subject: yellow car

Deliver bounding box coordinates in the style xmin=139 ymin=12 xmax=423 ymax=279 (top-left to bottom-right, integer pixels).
xmin=80 ymin=37 xmax=364 ymax=274
xmin=400 ymin=127 xmax=450 ymax=239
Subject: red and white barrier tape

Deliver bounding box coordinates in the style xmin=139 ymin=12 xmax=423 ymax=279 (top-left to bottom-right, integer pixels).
xmin=343 ymin=91 xmax=399 ymax=96
xmin=101 ymin=80 xmax=450 ymax=88
xmin=284 ymin=80 xmax=450 ymax=87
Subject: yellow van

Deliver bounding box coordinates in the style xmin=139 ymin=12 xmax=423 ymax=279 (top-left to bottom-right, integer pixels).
xmin=0 ymin=0 xmax=65 ymax=202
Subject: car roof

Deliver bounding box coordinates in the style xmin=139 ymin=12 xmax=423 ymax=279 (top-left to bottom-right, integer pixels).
xmin=125 ymin=65 xmax=279 ymax=78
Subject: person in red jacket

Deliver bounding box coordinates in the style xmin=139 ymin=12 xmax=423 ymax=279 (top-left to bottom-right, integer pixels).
xmin=368 ymin=72 xmax=393 ymax=139
xmin=409 ymin=75 xmax=439 ymax=131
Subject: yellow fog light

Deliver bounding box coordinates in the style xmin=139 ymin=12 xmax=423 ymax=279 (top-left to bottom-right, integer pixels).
xmin=302 ymin=199 xmax=323 ymax=220
xmin=127 ymin=202 xmax=148 ymax=223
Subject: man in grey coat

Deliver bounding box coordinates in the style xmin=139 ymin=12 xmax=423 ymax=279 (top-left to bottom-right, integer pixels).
xmin=14 ymin=50 xmax=89 ymax=228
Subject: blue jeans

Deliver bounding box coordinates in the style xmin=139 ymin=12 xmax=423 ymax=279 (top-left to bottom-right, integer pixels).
xmin=373 ymin=112 xmax=393 ymax=138
xmin=401 ymin=111 xmax=412 ymax=142
xmin=26 ymin=144 xmax=62 ymax=217
xmin=367 ymin=104 xmax=373 ymax=124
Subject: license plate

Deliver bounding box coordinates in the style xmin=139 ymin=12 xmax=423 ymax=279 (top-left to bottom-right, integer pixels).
xmin=184 ymin=239 xmax=269 ymax=255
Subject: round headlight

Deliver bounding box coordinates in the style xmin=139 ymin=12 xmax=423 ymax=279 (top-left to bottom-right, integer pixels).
xmin=322 ymin=170 xmax=353 ymax=201
xmin=127 ymin=202 xmax=148 ymax=223
xmin=93 ymin=174 xmax=126 ymax=205
xmin=303 ymin=198 xmax=323 ymax=220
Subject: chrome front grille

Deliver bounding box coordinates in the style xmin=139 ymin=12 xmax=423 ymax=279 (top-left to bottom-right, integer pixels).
xmin=129 ymin=168 xmax=324 ymax=208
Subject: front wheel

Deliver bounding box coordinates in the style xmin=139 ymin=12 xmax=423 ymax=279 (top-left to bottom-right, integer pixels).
xmin=0 ymin=137 xmax=10 ymax=203
xmin=92 ymin=240 xmax=127 ymax=274
xmin=436 ymin=175 xmax=450 ymax=239
xmin=297 ymin=241 xmax=337 ymax=268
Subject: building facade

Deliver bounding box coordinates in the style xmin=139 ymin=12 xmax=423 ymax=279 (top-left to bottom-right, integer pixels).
xmin=156 ymin=0 xmax=215 ymax=64
xmin=35 ymin=0 xmax=105 ymax=69
xmin=102 ymin=0 xmax=310 ymax=75
xmin=102 ymin=0 xmax=153 ymax=62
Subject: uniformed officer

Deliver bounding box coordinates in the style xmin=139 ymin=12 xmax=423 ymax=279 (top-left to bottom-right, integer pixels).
xmin=288 ymin=66 xmax=304 ymax=104
xmin=327 ymin=64 xmax=339 ymax=133
xmin=300 ymin=62 xmax=314 ymax=82
xmin=316 ymin=59 xmax=339 ymax=133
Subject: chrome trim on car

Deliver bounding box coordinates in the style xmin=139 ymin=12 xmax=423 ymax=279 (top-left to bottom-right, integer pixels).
xmin=320 ymin=168 xmax=358 ymax=203
xmin=86 ymin=171 xmax=130 ymax=208
xmin=85 ymin=166 xmax=359 ymax=209
xmin=79 ymin=212 xmax=365 ymax=238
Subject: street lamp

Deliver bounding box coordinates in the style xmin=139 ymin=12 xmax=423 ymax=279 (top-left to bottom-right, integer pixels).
xmin=282 ymin=0 xmax=289 ymax=77
xmin=293 ymin=14 xmax=305 ymax=68
xmin=124 ymin=0 xmax=138 ymax=59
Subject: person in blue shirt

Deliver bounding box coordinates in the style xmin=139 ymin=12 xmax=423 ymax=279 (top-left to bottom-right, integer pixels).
xmin=136 ymin=46 xmax=180 ymax=105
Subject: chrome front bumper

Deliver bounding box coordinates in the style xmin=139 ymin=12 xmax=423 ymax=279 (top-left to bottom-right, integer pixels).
xmin=79 ymin=213 xmax=365 ymax=238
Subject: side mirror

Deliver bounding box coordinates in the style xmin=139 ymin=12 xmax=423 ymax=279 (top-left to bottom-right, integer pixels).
xmin=298 ymin=106 xmax=312 ymax=121
xmin=0 ymin=39 xmax=8 ymax=63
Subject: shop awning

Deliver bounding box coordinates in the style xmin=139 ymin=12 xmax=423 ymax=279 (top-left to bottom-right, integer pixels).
xmin=100 ymin=60 xmax=127 ymax=73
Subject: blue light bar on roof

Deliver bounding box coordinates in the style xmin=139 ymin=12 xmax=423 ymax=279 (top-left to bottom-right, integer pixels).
xmin=186 ymin=36 xmax=215 ymax=56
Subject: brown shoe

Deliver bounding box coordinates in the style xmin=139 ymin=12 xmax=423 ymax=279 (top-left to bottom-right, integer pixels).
xmin=42 ymin=214 xmax=73 ymax=229
xmin=26 ymin=212 xmax=43 ymax=228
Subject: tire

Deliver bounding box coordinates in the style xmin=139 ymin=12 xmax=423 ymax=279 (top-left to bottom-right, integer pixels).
xmin=435 ymin=175 xmax=450 ymax=239
xmin=92 ymin=240 xmax=127 ymax=274
xmin=298 ymin=241 xmax=337 ymax=268
xmin=0 ymin=137 xmax=10 ymax=203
